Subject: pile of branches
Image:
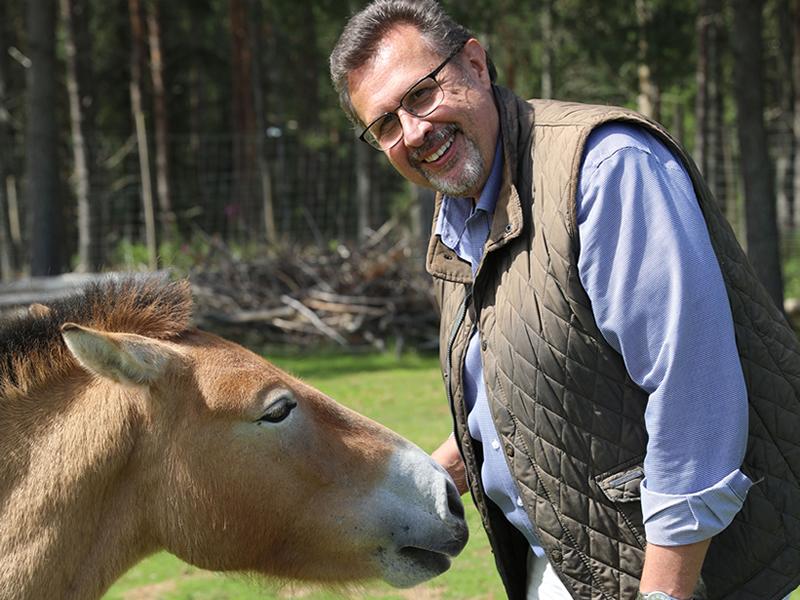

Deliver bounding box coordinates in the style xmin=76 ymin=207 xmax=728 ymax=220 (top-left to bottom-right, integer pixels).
xmin=190 ymin=222 xmax=440 ymax=350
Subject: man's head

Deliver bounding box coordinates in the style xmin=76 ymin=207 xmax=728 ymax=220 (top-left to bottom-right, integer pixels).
xmin=330 ymin=0 xmax=500 ymax=198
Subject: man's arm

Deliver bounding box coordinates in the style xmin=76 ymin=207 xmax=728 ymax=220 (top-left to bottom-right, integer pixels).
xmin=640 ymin=540 xmax=711 ymax=598
xmin=432 ymin=434 xmax=468 ymax=495
xmin=576 ymin=124 xmax=752 ymax=596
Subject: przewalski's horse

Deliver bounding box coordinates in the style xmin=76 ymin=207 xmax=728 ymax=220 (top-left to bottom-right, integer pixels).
xmin=0 ymin=276 xmax=467 ymax=599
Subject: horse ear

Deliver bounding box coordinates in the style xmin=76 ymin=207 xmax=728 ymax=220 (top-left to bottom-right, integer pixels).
xmin=61 ymin=323 xmax=175 ymax=385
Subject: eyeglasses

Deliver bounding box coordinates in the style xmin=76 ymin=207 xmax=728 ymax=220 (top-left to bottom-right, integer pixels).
xmin=359 ymin=41 xmax=467 ymax=151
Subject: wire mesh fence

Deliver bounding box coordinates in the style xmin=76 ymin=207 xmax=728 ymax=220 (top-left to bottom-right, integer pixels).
xmin=0 ymin=125 xmax=798 ymax=291
xmin=94 ymin=132 xmax=411 ymax=264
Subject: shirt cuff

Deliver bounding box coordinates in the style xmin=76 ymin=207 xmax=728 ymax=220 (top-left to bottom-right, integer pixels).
xmin=640 ymin=468 xmax=753 ymax=546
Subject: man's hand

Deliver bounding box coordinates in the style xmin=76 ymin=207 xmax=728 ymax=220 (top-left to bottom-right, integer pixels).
xmin=432 ymin=434 xmax=468 ymax=495
xmin=639 ymin=538 xmax=711 ymax=599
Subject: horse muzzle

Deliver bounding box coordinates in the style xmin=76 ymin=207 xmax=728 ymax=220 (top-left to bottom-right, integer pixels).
xmin=372 ymin=444 xmax=469 ymax=587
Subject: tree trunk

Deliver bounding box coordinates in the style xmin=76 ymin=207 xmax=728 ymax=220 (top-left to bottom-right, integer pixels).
xmin=776 ymin=0 xmax=795 ymax=230
xmin=61 ymin=0 xmax=102 ymax=272
xmin=697 ymin=0 xmax=727 ymax=213
xmin=411 ymin=183 xmax=435 ymax=260
xmin=146 ymin=0 xmax=175 ymax=239
xmin=731 ymin=0 xmax=784 ymax=309
xmin=229 ymin=0 xmax=258 ymax=239
xmin=695 ymin=0 xmax=710 ymax=176
xmin=671 ymin=101 xmax=685 ymax=146
xmin=636 ymin=0 xmax=660 ymax=120
xmin=540 ymin=0 xmax=554 ymax=99
xmin=6 ymin=176 xmax=22 ymax=266
xmin=709 ymin=2 xmax=727 ymax=214
xmin=355 ymin=132 xmax=371 ymax=242
xmin=249 ymin=0 xmax=277 ymax=247
xmin=0 ymin=0 xmax=15 ymax=280
xmin=297 ymin=2 xmax=319 ymax=131
xmin=793 ymin=0 xmax=800 ymax=229
xmin=129 ymin=0 xmax=158 ymax=270
xmin=26 ymin=0 xmax=64 ymax=276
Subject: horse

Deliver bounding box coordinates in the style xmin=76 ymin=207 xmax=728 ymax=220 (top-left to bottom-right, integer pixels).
xmin=0 ymin=276 xmax=467 ymax=599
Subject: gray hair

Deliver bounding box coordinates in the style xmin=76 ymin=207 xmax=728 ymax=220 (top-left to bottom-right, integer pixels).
xmin=329 ymin=0 xmax=496 ymax=127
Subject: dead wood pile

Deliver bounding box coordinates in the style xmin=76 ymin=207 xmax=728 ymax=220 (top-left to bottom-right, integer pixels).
xmin=190 ymin=224 xmax=440 ymax=350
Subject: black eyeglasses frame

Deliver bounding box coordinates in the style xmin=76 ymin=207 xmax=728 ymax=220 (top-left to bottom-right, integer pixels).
xmin=358 ymin=40 xmax=467 ymax=151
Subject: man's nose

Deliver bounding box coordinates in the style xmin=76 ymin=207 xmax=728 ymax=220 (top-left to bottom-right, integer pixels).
xmin=398 ymin=109 xmax=433 ymax=148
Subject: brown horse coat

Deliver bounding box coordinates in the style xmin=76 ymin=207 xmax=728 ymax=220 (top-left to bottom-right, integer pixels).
xmin=0 ymin=276 xmax=467 ymax=599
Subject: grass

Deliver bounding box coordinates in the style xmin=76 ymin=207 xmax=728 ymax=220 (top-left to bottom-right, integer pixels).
xmin=102 ymin=350 xmax=800 ymax=600
xmin=103 ymin=351 xmax=505 ymax=600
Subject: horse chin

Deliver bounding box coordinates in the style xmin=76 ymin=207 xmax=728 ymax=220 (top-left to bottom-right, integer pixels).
xmin=376 ymin=546 xmax=453 ymax=588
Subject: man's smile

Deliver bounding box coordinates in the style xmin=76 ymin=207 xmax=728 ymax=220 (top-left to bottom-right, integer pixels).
xmin=411 ymin=125 xmax=459 ymax=167
xmin=423 ymin=132 xmax=455 ymax=163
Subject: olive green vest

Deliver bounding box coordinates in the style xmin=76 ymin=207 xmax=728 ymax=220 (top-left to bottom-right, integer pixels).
xmin=428 ymin=86 xmax=800 ymax=600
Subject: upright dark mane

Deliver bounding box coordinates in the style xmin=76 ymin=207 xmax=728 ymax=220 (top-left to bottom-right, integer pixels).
xmin=0 ymin=275 xmax=193 ymax=397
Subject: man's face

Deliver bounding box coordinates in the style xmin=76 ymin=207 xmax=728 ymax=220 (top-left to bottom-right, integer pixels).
xmin=348 ymin=25 xmax=499 ymax=198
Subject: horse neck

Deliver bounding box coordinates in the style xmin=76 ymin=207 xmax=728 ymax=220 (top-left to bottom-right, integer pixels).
xmin=0 ymin=377 xmax=155 ymax=599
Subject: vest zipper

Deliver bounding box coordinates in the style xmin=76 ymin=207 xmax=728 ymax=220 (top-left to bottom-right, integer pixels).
xmin=445 ymin=284 xmax=473 ymax=417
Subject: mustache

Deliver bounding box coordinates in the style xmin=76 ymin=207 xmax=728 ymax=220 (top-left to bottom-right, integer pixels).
xmin=410 ymin=124 xmax=458 ymax=164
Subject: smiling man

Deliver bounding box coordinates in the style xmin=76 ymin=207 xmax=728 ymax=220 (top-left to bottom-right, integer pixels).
xmin=347 ymin=25 xmax=497 ymax=198
xmin=330 ymin=2 xmax=800 ymax=599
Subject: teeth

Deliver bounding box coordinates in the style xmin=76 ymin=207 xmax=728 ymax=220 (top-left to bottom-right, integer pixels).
xmin=423 ymin=134 xmax=454 ymax=163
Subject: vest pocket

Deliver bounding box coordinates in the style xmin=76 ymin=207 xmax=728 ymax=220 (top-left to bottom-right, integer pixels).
xmin=595 ymin=462 xmax=647 ymax=549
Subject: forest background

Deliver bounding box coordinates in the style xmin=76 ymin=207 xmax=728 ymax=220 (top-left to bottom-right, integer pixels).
xmin=1 ymin=0 xmax=799 ymax=318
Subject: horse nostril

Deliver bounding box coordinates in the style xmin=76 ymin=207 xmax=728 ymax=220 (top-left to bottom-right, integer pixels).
xmin=445 ymin=477 xmax=464 ymax=520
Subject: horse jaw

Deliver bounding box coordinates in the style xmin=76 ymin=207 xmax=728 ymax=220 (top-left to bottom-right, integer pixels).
xmin=367 ymin=442 xmax=468 ymax=588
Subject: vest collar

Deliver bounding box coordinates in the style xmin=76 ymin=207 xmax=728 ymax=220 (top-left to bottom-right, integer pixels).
xmin=426 ymin=85 xmax=531 ymax=282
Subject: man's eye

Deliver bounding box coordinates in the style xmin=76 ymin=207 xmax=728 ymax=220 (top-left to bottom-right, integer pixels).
xmin=406 ymin=84 xmax=435 ymax=109
xmin=408 ymin=86 xmax=435 ymax=104
xmin=376 ymin=115 xmax=400 ymax=138
xmin=257 ymin=393 xmax=297 ymax=424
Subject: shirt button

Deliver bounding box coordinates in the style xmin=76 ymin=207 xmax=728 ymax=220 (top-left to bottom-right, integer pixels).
xmin=516 ymin=496 xmax=524 ymax=507
xmin=504 ymin=224 xmax=513 ymax=233
xmin=481 ymin=340 xmax=487 ymax=351
xmin=491 ymin=439 xmax=500 ymax=451
xmin=505 ymin=444 xmax=514 ymax=457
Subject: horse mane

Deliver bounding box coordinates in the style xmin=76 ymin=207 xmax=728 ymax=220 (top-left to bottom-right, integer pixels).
xmin=0 ymin=275 xmax=193 ymax=398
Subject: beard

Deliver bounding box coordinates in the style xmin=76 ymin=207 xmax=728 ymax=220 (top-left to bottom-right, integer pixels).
xmin=412 ymin=125 xmax=485 ymax=197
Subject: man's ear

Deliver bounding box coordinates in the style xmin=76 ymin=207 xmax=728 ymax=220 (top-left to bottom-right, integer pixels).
xmin=461 ymin=38 xmax=492 ymax=87
xmin=61 ymin=323 xmax=176 ymax=385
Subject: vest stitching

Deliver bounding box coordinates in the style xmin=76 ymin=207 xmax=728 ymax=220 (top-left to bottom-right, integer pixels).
xmin=497 ymin=290 xmax=645 ymax=455
xmin=491 ymin=368 xmax=614 ymax=600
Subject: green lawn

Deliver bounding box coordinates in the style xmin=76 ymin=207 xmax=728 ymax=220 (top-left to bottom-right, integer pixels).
xmin=103 ymin=350 xmax=800 ymax=600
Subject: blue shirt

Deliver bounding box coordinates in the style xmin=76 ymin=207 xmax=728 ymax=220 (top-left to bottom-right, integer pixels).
xmin=435 ymin=123 xmax=752 ymax=551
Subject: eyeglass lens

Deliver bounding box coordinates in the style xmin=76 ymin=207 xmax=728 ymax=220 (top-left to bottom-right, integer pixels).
xmin=368 ymin=79 xmax=444 ymax=149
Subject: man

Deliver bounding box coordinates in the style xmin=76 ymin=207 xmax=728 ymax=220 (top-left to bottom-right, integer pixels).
xmin=329 ymin=2 xmax=800 ymax=599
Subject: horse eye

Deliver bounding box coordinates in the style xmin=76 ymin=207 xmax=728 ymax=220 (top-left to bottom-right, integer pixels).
xmin=257 ymin=393 xmax=297 ymax=424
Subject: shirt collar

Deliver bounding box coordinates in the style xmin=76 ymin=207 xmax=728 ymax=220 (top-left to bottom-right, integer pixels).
xmin=475 ymin=137 xmax=504 ymax=214
xmin=434 ymin=137 xmax=504 ymax=239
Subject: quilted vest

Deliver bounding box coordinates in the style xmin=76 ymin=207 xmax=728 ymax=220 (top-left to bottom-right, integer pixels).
xmin=427 ymin=86 xmax=800 ymax=600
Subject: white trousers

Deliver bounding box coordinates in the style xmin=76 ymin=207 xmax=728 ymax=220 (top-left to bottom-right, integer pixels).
xmin=526 ymin=551 xmax=573 ymax=600
xmin=524 ymin=550 xmax=794 ymax=600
